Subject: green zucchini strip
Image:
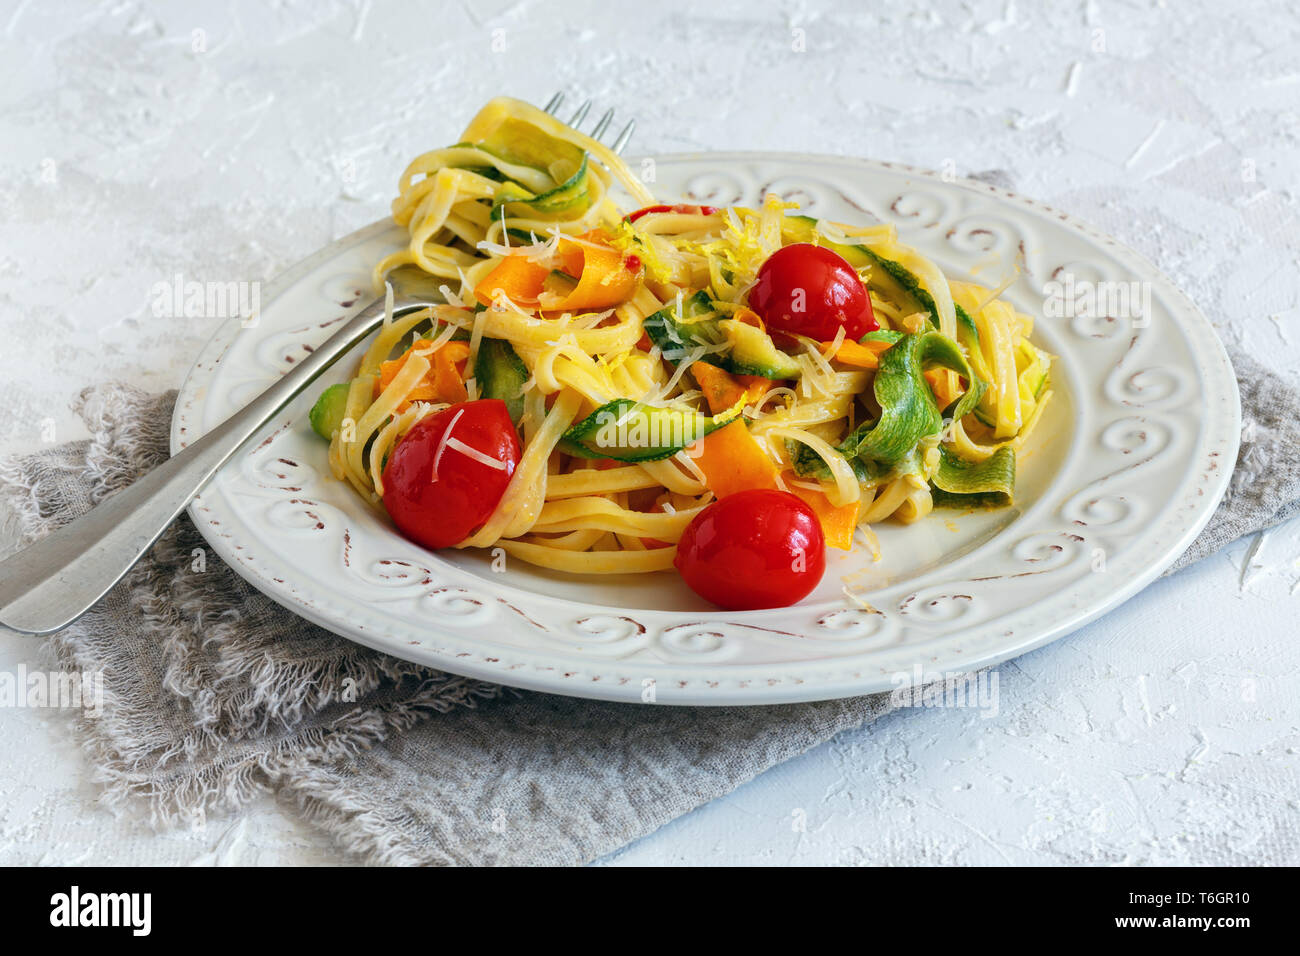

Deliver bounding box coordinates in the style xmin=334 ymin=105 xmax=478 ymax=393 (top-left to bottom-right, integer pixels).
xmin=842 ymin=331 xmax=985 ymax=464
xmin=493 ymin=154 xmax=593 ymax=220
xmin=642 ymin=292 xmax=801 ymax=379
xmin=641 ymin=291 xmax=720 ymax=362
xmin=468 ymin=119 xmax=586 ymax=180
xmin=931 ymin=445 xmax=1015 ymax=507
xmin=308 ymin=383 xmax=350 ymax=440
xmin=438 ymin=144 xmax=555 ymax=193
xmin=474 ymin=337 xmax=529 ymax=424
xmin=790 ymin=330 xmax=990 ymax=486
xmin=558 ymin=397 xmax=744 ymax=462
xmin=860 ymin=329 xmax=903 ymax=345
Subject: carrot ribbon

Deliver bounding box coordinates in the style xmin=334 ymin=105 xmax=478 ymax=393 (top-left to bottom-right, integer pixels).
xmin=473 ymin=231 xmax=641 ymax=312
xmin=375 ymin=340 xmax=471 ymax=411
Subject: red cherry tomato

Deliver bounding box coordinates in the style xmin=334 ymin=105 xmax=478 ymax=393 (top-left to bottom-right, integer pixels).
xmin=673 ymin=489 xmax=826 ymax=610
xmin=624 ymin=203 xmax=719 ymax=224
xmin=748 ymin=243 xmax=878 ymax=341
xmin=382 ymin=399 xmax=521 ymax=550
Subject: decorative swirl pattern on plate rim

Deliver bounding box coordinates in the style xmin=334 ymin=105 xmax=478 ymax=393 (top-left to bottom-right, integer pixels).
xmin=171 ymin=153 xmax=1239 ymax=705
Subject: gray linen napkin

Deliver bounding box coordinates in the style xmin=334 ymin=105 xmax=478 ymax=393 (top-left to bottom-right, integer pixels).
xmin=1 ymin=349 xmax=1295 ymax=865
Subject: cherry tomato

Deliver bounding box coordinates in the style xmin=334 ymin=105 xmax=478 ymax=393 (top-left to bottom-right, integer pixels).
xmin=748 ymin=243 xmax=878 ymax=341
xmin=382 ymin=399 xmax=521 ymax=550
xmin=674 ymin=489 xmax=826 ymax=610
xmin=624 ymin=203 xmax=719 ymax=224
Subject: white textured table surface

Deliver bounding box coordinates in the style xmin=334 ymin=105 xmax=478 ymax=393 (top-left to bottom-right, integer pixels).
xmin=1 ymin=0 xmax=1297 ymax=866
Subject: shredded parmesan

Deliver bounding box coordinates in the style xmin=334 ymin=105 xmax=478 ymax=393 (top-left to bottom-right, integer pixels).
xmin=333 ymin=96 xmax=1051 ymax=578
xmin=968 ymin=265 xmax=1020 ymax=318
xmin=430 ymin=407 xmax=467 ymax=482
xmin=446 ymin=436 xmax=509 ymax=470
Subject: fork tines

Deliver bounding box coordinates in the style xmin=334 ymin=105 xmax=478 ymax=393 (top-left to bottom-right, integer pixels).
xmin=541 ymin=91 xmax=634 ymax=154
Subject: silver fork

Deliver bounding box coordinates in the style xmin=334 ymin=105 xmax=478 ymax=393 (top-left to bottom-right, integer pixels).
xmin=0 ymin=94 xmax=634 ymax=635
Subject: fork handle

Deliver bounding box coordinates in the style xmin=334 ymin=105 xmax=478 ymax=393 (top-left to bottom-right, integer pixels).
xmin=0 ymin=297 xmax=396 ymax=635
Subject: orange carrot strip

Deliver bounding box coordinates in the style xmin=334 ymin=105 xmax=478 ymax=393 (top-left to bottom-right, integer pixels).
xmin=374 ymin=340 xmax=470 ymax=412
xmin=692 ymin=421 xmax=781 ymax=499
xmin=785 ymin=474 xmax=859 ymax=550
xmin=376 ymin=339 xmax=430 ymax=397
xmin=473 ymin=232 xmax=640 ymax=312
xmin=688 ymin=360 xmax=781 ymax=498
xmin=544 ymin=236 xmax=639 ymax=311
xmin=474 ymin=255 xmax=550 ymax=307
xmin=430 ymin=341 xmax=470 ymax=404
xmin=822 ymin=338 xmax=881 ymax=369
xmin=691 ymin=361 xmax=771 ymax=413
xmin=924 ymin=368 xmax=963 ymax=409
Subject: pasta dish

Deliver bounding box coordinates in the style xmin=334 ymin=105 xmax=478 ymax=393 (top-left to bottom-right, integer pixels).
xmin=306 ymin=97 xmax=1053 ymax=610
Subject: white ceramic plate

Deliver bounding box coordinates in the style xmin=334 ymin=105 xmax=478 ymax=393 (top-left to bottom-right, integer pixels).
xmin=172 ymin=153 xmax=1239 ymax=705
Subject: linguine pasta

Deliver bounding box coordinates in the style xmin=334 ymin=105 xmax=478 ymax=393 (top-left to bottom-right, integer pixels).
xmin=313 ymin=97 xmax=1053 ymax=578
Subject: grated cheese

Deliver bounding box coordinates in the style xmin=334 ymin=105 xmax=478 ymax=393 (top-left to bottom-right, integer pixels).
xmin=446 ymin=436 xmax=509 ymax=471
xmin=430 ymin=407 xmax=467 ymax=482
